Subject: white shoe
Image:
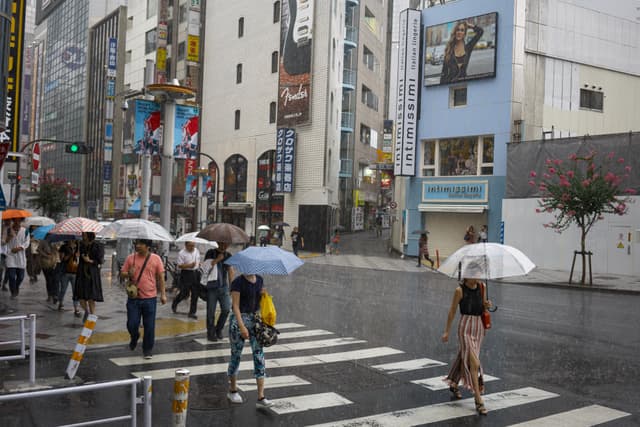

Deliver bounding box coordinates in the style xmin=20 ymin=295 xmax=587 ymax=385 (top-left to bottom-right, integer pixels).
xmin=227 ymin=391 xmax=244 ymax=404
xmin=256 ymin=397 xmax=273 ymax=409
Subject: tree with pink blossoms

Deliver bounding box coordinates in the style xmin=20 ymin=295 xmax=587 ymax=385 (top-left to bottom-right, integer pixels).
xmin=528 ymin=151 xmax=636 ymax=285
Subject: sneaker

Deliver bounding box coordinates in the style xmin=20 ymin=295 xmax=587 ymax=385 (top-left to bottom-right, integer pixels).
xmin=187 ymin=313 xmax=198 ymax=320
xmin=74 ymin=310 xmax=82 ymax=318
xmin=58 ymin=304 xmax=64 ymax=311
xmin=129 ymin=338 xmax=137 ymax=351
xmin=171 ymin=301 xmax=178 ymax=314
xmin=207 ymin=335 xmax=218 ymax=342
xmin=143 ymin=353 xmax=153 ymax=360
xmin=256 ymin=397 xmax=273 ymax=409
xmin=216 ymin=330 xmax=223 ymax=340
xmin=227 ymin=391 xmax=244 ymax=404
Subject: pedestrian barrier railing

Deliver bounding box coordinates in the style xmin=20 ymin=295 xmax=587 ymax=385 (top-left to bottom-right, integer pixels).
xmin=0 ymin=313 xmax=36 ymax=384
xmin=0 ymin=376 xmax=153 ymax=427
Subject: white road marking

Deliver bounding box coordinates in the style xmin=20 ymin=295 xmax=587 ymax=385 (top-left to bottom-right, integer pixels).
xmin=371 ymin=358 xmax=446 ymax=374
xmin=236 ymin=375 xmax=310 ymax=392
xmin=131 ymin=347 xmax=404 ymax=380
xmin=307 ymin=387 xmax=559 ymax=426
xmin=411 ymin=374 xmax=500 ymax=390
xmin=110 ymin=337 xmax=366 ymax=366
xmin=508 ymin=404 xmax=631 ymax=426
xmin=193 ymin=329 xmax=334 ymax=346
xmin=269 ymin=392 xmax=353 ymax=415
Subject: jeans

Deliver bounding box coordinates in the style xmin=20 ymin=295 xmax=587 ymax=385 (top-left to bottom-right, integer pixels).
xmin=7 ymin=268 xmax=25 ymax=296
xmin=126 ymin=297 xmax=157 ymax=354
xmin=59 ymin=272 xmax=79 ymax=307
xmin=206 ymin=281 xmax=230 ymax=339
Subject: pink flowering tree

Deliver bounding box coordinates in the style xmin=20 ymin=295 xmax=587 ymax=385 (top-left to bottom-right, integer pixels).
xmin=529 ymin=151 xmax=636 ymax=284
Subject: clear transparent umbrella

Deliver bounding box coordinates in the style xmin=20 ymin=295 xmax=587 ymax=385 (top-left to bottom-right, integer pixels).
xmin=438 ymin=243 xmax=535 ymax=280
xmin=99 ymin=219 xmax=174 ymax=242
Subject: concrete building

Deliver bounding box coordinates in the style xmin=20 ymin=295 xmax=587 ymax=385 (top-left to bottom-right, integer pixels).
xmin=394 ymin=0 xmax=640 ymax=260
xmin=201 ymin=0 xmax=391 ymax=250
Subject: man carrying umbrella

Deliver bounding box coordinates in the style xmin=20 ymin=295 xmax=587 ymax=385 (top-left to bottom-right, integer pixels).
xmin=202 ymin=241 xmax=235 ymax=341
xmin=120 ymin=239 xmax=167 ymax=359
xmin=171 ymin=241 xmax=201 ymax=317
xmin=4 ymin=219 xmax=30 ymax=298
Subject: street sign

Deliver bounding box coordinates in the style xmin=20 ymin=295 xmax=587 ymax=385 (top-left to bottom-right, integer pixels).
xmin=31 ymin=171 xmax=39 ymax=185
xmin=32 ymin=142 xmax=40 ymax=171
xmin=0 ymin=185 xmax=6 ymax=210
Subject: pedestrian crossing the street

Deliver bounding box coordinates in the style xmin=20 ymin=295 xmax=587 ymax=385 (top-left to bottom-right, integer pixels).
xmin=108 ymin=322 xmax=632 ymax=426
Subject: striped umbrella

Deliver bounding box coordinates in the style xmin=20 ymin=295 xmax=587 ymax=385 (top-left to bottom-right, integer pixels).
xmin=49 ymin=217 xmax=104 ymax=236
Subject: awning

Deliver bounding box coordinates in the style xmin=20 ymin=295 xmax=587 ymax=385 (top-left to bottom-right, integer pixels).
xmin=418 ymin=204 xmax=487 ymax=213
xmin=128 ymin=198 xmax=155 ymax=214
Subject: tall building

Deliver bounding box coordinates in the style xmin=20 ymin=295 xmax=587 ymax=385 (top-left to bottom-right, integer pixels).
xmin=201 ymin=0 xmax=391 ymax=249
xmin=395 ymin=0 xmax=640 ymax=258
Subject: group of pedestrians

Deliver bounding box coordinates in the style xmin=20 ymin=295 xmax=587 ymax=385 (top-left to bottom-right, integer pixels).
xmin=1 ymin=219 xmax=104 ymax=323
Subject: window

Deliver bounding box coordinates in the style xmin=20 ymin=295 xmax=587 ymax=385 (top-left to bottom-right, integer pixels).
xmin=273 ymin=1 xmax=280 ymax=23
xmin=145 ymin=29 xmax=156 ymax=54
xmin=580 ymin=88 xmax=603 ymax=111
xmin=234 ymin=110 xmax=241 ymax=130
xmin=271 ymin=51 xmax=279 ymax=73
xmin=450 ymin=86 xmax=467 ymax=107
xmin=178 ymin=41 xmax=186 ymax=60
xmin=361 ymin=85 xmax=379 ymax=111
xmin=179 ymin=4 xmax=187 ymax=22
xmin=127 ymin=16 xmax=133 ymax=30
xmin=238 ymin=17 xmax=244 ymax=38
xmin=364 ymin=7 xmax=378 ymax=36
xmin=421 ymin=136 xmax=494 ymax=176
xmin=224 ymin=154 xmax=248 ymax=203
xmin=360 ymin=124 xmax=371 ymax=145
xmin=146 ymin=0 xmax=156 ymax=19
xmin=125 ymin=50 xmax=132 ymax=63
xmin=269 ymin=102 xmax=276 ymax=123
xmin=255 ymin=150 xmax=284 ymax=226
xmin=236 ymin=63 xmax=243 ymax=84
xmin=362 ymin=46 xmax=378 ymax=72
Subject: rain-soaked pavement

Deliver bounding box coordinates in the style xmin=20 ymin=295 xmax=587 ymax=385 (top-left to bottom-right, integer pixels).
xmin=0 ymin=229 xmax=638 ymax=426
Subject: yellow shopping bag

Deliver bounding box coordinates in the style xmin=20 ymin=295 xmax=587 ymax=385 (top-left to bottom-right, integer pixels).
xmin=260 ymin=293 xmax=277 ymax=327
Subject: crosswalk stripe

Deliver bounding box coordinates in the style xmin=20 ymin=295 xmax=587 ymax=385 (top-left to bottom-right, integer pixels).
xmin=131 ymin=347 xmax=403 ymax=380
xmin=110 ymin=337 xmax=366 ymax=366
xmin=237 ymin=375 xmax=310 ymax=392
xmin=371 ymin=358 xmax=446 ymax=374
xmin=411 ymin=374 xmax=500 ymax=390
xmin=269 ymin=392 xmax=353 ymax=415
xmin=193 ymin=329 xmax=334 ymax=345
xmin=307 ymin=387 xmax=559 ymax=427
xmin=507 ymin=404 xmax=631 ymax=426
xmin=272 ymin=323 xmax=306 ymax=329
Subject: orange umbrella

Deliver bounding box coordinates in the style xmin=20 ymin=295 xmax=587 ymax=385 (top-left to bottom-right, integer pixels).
xmin=1 ymin=209 xmax=33 ymax=220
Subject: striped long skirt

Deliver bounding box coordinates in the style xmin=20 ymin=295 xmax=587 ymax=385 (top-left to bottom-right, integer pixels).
xmin=444 ymin=314 xmax=485 ymax=391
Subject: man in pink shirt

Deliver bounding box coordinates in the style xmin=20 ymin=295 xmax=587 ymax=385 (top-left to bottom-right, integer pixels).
xmin=121 ymin=239 xmax=167 ymax=359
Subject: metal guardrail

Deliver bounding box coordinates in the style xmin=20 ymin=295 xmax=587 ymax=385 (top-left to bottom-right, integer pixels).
xmin=0 ymin=376 xmax=153 ymax=427
xmin=0 ymin=313 xmax=36 ymax=384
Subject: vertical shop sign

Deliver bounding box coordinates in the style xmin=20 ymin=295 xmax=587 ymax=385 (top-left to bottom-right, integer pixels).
xmin=274 ymin=128 xmax=295 ymax=193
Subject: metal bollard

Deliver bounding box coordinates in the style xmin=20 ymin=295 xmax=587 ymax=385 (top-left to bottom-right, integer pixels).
xmin=65 ymin=314 xmax=98 ymax=380
xmin=171 ymin=369 xmax=190 ymax=427
xmin=29 ymin=314 xmax=36 ymax=384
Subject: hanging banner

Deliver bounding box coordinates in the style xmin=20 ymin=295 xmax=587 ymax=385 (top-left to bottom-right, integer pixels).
xmin=394 ymin=9 xmax=421 ymax=177
xmin=277 ymin=0 xmax=314 ymax=126
xmin=173 ymin=104 xmax=199 ymax=159
xmin=0 ymin=0 xmax=27 ymax=155
xmin=133 ymin=100 xmax=162 ymax=155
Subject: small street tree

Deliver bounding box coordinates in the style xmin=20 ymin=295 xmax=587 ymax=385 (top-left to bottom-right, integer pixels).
xmin=529 ymin=151 xmax=636 ymax=285
xmin=28 ymin=178 xmax=69 ymax=220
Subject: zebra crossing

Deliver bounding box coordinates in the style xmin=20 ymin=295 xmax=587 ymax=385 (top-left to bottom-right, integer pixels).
xmin=108 ymin=322 xmax=632 ymax=426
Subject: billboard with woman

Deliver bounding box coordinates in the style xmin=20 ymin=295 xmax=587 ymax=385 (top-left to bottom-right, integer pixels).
xmin=424 ymin=12 xmax=497 ymax=87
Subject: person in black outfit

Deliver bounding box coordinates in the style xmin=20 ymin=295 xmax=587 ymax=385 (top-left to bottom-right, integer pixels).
xmin=171 ymin=241 xmax=201 ymax=318
xmin=440 ymin=21 xmax=484 ymax=84
xmin=203 ymin=242 xmax=235 ymax=341
xmin=75 ymin=232 xmax=104 ymax=322
xmin=290 ymin=226 xmax=304 ymax=256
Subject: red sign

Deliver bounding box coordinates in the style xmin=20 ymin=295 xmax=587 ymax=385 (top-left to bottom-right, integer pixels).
xmin=184 ymin=158 xmax=197 ymax=177
xmin=32 ymin=143 xmax=40 ymax=171
xmin=0 ymin=142 xmax=10 ymax=171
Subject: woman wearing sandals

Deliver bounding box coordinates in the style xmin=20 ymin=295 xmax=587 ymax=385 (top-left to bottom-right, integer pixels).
xmin=441 ymin=262 xmax=492 ymax=415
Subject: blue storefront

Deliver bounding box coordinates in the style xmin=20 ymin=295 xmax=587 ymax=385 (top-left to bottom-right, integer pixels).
xmin=402 ymin=0 xmax=516 ymax=258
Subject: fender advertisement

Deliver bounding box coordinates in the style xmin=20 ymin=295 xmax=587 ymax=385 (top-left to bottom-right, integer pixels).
xmin=277 ymin=0 xmax=314 ymax=126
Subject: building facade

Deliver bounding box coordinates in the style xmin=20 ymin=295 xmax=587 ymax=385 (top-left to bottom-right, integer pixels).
xmin=396 ymin=0 xmax=640 ymax=261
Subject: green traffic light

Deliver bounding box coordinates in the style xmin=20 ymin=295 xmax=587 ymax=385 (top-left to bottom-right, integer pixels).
xmin=69 ymin=144 xmax=79 ymax=153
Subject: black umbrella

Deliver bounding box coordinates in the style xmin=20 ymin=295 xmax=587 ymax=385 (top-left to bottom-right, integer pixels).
xmin=273 ymin=221 xmax=291 ymax=227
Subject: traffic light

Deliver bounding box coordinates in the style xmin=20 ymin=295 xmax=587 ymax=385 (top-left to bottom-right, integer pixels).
xmin=65 ymin=143 xmax=93 ymax=154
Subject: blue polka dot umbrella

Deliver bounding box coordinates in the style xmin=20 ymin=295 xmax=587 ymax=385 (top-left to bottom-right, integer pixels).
xmin=224 ymin=246 xmax=304 ymax=275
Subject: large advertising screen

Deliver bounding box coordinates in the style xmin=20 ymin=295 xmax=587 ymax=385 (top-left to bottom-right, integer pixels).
xmin=424 ymin=12 xmax=497 ymax=87
xmin=277 ymin=0 xmax=314 ymax=126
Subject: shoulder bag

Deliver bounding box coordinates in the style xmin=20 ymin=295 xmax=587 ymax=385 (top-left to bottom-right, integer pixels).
xmin=480 ymin=282 xmax=491 ymax=329
xmin=126 ymin=254 xmax=151 ymax=299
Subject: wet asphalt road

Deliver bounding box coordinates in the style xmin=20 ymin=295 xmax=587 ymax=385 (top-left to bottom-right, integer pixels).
xmin=0 ymin=232 xmax=639 ymax=426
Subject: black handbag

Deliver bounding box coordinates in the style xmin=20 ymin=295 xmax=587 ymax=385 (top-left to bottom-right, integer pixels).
xmin=253 ymin=315 xmax=279 ymax=347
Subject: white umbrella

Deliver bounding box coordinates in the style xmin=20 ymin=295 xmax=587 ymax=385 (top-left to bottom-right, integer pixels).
xmin=24 ymin=216 xmax=55 ymax=227
xmin=175 ymin=232 xmax=218 ymax=248
xmin=257 ymin=225 xmax=271 ymax=231
xmin=100 ymin=219 xmax=174 ymax=242
xmin=438 ymin=243 xmax=535 ymax=280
